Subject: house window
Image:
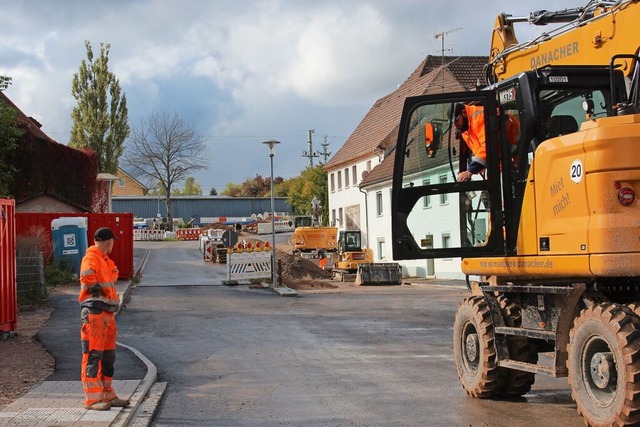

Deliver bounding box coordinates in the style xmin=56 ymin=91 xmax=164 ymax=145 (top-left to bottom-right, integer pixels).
xmin=366 ymin=160 xmax=372 ymax=172
xmin=344 ymin=168 xmax=350 ymax=188
xmin=442 ymin=233 xmax=451 ymax=248
xmin=439 ymin=174 xmax=448 ymax=205
xmin=376 ymin=191 xmax=383 ymax=216
xmin=352 ymin=165 xmax=357 ymax=185
xmin=423 ymin=179 xmax=431 ymax=208
xmin=337 ymin=170 xmax=342 ymax=190
xmin=338 ymin=208 xmax=343 ymax=226
xmin=330 ymin=173 xmax=335 ymax=192
xmin=377 ymin=238 xmax=385 ymax=261
xmin=118 ymin=179 xmax=125 ymax=187
xmin=332 ymin=209 xmax=336 ymax=226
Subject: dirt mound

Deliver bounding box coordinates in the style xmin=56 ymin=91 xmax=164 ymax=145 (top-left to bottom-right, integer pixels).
xmin=278 ymin=250 xmax=332 ymax=280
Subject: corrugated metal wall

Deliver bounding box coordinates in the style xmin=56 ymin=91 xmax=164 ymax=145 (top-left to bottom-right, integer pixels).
xmin=16 ymin=212 xmax=134 ymax=279
xmin=112 ymin=196 xmax=290 ymax=221
xmin=0 ymin=199 xmax=17 ymax=333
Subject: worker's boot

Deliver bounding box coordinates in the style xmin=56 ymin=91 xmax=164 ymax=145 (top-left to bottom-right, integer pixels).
xmin=84 ymin=401 xmax=111 ymax=411
xmin=107 ymin=397 xmax=130 ymax=407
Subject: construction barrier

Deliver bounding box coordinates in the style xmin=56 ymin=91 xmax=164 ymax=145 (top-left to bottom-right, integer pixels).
xmin=226 ymin=251 xmax=272 ymax=281
xmin=133 ymin=229 xmax=165 ymax=241
xmin=176 ymin=228 xmax=201 ymax=240
xmin=256 ymin=220 xmax=295 ymax=235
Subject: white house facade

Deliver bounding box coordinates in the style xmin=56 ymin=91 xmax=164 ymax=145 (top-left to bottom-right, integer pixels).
xmin=325 ymin=55 xmax=488 ymax=280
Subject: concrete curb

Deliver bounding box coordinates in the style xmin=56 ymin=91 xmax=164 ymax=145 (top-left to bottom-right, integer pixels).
xmin=112 ymin=341 xmax=158 ymax=427
xmin=114 ymin=248 xmax=156 ymax=427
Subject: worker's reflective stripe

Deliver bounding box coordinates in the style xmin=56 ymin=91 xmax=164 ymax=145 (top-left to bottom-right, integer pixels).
xmin=80 ymin=268 xmax=96 ymax=278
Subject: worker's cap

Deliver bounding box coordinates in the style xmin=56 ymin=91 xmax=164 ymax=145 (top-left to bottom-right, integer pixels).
xmin=94 ymin=227 xmax=118 ymax=241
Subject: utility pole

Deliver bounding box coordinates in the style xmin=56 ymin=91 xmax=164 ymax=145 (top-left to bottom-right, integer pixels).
xmin=433 ymin=27 xmax=462 ymax=93
xmin=319 ymin=134 xmax=332 ymax=163
xmin=302 ymin=129 xmax=319 ymax=167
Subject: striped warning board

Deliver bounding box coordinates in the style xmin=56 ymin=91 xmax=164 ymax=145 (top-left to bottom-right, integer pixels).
xmin=226 ymin=251 xmax=272 ymax=281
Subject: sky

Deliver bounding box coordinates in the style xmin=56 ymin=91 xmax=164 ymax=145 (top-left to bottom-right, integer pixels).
xmin=0 ymin=0 xmax=581 ymax=193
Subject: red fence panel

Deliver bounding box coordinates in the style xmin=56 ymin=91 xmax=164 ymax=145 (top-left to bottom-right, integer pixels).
xmin=0 ymin=199 xmax=17 ymax=333
xmin=16 ymin=212 xmax=134 ymax=279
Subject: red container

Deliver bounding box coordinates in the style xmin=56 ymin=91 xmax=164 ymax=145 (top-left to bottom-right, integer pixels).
xmin=0 ymin=199 xmax=17 ymax=333
xmin=16 ymin=212 xmax=134 ymax=279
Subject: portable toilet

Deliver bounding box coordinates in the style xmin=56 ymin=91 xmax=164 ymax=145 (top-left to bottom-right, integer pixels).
xmin=51 ymin=217 xmax=89 ymax=275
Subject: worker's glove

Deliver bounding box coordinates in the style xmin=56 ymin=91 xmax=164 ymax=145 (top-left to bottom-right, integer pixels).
xmin=89 ymin=284 xmax=102 ymax=297
xmin=81 ymin=307 xmax=90 ymax=324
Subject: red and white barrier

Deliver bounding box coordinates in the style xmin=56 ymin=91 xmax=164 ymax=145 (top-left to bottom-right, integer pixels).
xmin=133 ymin=229 xmax=165 ymax=241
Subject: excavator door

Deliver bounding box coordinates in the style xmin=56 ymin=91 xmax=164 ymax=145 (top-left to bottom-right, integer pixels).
xmin=392 ymin=91 xmax=508 ymax=260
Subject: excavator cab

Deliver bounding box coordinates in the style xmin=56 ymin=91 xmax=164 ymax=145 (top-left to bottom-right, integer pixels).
xmin=392 ymin=66 xmax=628 ymax=262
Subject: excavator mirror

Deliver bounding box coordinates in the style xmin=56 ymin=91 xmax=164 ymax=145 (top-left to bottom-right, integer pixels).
xmin=424 ymin=122 xmax=440 ymax=158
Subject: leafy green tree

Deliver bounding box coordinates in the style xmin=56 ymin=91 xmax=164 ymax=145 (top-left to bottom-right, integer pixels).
xmin=209 ymin=187 xmax=218 ymax=196
xmin=182 ymin=176 xmax=202 ymax=195
xmin=69 ymin=41 xmax=129 ymax=174
xmin=221 ymin=175 xmax=285 ymax=197
xmin=221 ymin=182 xmax=243 ymax=197
xmin=287 ymin=165 xmax=328 ymax=224
xmin=0 ymin=76 xmax=23 ymax=196
xmin=123 ymin=111 xmax=207 ymax=231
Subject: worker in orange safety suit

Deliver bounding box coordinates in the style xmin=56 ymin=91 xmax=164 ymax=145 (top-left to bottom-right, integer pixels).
xmin=454 ymin=103 xmax=519 ymax=182
xmin=78 ymin=227 xmax=130 ymax=411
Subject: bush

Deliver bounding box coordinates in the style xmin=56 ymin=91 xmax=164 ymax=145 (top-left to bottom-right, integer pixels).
xmin=16 ymin=225 xmax=53 ymax=262
xmin=44 ymin=258 xmax=78 ymax=287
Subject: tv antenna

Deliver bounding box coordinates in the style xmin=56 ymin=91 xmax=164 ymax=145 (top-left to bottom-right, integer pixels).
xmin=434 ymin=27 xmax=462 ymax=92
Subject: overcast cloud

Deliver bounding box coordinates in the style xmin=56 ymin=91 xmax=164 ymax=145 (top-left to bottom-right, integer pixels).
xmin=0 ymin=0 xmax=579 ymax=192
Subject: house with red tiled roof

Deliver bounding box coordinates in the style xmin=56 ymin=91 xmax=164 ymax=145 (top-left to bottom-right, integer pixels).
xmin=325 ymin=55 xmax=487 ymax=279
xmin=0 ymin=91 xmax=101 ymax=212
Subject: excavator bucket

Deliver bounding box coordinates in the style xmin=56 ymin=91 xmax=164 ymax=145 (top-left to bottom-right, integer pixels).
xmin=355 ymin=263 xmax=403 ymax=286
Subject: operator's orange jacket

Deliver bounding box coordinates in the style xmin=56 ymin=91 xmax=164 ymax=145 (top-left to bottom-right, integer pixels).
xmin=461 ymin=104 xmax=519 ymax=168
xmin=78 ymin=246 xmax=119 ymax=311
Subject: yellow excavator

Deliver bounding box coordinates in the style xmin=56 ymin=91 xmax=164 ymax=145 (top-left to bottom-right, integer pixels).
xmin=392 ymin=1 xmax=640 ymax=425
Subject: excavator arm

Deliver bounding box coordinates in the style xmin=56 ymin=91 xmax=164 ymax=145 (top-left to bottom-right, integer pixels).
xmin=488 ymin=0 xmax=640 ymax=84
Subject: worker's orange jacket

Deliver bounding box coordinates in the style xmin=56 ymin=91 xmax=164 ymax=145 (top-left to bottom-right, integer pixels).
xmin=78 ymin=246 xmax=119 ymax=311
xmin=461 ymin=104 xmax=520 ymax=171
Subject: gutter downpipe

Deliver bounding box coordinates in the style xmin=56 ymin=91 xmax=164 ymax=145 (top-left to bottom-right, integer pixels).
xmin=358 ymin=185 xmax=369 ymax=249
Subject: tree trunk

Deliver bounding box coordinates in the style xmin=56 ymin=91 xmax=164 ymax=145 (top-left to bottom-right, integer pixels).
xmin=164 ymin=196 xmax=173 ymax=231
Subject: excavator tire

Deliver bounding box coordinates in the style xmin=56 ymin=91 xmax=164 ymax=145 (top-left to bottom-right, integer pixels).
xmin=453 ymin=296 xmax=503 ymax=398
xmin=567 ymin=303 xmax=640 ymax=427
xmin=497 ymin=296 xmax=537 ymax=397
xmin=626 ymin=301 xmax=640 ymax=318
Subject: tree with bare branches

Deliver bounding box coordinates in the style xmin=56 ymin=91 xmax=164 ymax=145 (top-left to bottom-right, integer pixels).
xmin=123 ymin=111 xmax=207 ymax=230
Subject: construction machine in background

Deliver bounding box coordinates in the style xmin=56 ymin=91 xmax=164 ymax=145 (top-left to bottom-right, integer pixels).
xmin=392 ymin=1 xmax=640 ymax=425
xmin=289 ymin=197 xmax=338 ymax=257
xmin=289 ymin=215 xmax=338 ymax=256
xmin=331 ymin=231 xmax=402 ymax=285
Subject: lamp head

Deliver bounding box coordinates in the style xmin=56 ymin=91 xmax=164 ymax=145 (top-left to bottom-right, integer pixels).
xmin=262 ymin=139 xmax=281 ymax=156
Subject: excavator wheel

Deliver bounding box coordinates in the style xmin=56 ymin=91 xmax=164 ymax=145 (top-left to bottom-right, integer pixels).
xmin=626 ymin=301 xmax=640 ymax=318
xmin=497 ymin=296 xmax=537 ymax=397
xmin=453 ymin=296 xmax=503 ymax=398
xmin=567 ymin=303 xmax=640 ymax=427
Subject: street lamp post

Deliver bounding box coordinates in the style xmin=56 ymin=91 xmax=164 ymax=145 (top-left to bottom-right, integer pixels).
xmin=262 ymin=139 xmax=281 ymax=287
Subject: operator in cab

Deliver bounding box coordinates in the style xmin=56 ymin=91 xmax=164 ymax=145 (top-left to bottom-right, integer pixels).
xmin=454 ymin=102 xmax=520 ymax=182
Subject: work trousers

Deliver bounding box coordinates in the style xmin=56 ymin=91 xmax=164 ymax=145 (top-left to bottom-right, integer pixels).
xmin=80 ymin=309 xmax=117 ymax=405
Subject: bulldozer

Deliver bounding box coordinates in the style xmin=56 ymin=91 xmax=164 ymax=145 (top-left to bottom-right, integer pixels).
xmin=391 ymin=1 xmax=640 ymax=425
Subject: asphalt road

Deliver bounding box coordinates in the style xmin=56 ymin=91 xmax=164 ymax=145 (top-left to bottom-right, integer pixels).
xmin=117 ymin=240 xmax=583 ymax=426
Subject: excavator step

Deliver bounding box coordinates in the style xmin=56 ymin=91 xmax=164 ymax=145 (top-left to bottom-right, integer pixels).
xmin=495 ymin=326 xmax=556 ymax=340
xmin=499 ymin=359 xmax=565 ymax=376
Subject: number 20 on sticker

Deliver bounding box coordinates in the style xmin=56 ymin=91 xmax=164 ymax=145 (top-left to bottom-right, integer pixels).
xmin=570 ymin=159 xmax=583 ymax=184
